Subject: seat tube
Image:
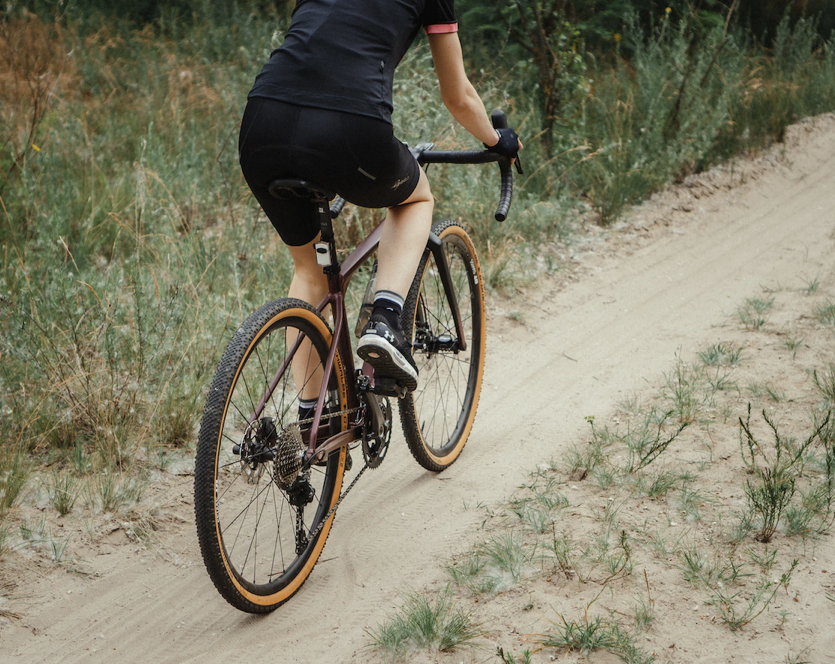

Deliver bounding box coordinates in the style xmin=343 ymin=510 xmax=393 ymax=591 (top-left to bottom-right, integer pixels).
xmin=308 ymin=287 xmax=344 ymax=456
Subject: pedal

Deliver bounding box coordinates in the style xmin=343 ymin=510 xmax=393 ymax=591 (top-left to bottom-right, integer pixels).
xmin=371 ymin=376 xmax=407 ymax=399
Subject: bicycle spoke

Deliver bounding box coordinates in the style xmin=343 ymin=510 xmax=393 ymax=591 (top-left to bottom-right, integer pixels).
xmin=221 ymin=479 xmax=273 ymax=539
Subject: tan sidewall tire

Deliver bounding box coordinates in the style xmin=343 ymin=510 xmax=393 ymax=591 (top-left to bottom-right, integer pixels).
xmin=194 ymin=299 xmax=347 ymax=612
xmin=400 ymin=221 xmax=486 ymax=471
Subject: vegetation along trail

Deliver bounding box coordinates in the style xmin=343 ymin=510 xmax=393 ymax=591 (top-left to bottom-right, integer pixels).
xmin=5 ymin=115 xmax=835 ymax=663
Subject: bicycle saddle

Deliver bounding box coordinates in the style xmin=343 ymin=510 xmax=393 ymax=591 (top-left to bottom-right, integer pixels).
xmin=268 ymin=179 xmax=335 ymax=201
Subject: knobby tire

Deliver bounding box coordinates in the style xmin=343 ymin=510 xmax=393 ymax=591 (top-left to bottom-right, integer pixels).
xmin=194 ymin=299 xmax=347 ymax=613
xmin=400 ymin=221 xmax=486 ymax=471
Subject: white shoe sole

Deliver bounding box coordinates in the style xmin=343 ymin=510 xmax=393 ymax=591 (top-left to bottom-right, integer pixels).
xmin=357 ymin=335 xmax=418 ymax=391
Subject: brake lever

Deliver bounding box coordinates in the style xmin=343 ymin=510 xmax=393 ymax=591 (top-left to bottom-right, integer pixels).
xmin=514 ymin=155 xmax=524 ymax=175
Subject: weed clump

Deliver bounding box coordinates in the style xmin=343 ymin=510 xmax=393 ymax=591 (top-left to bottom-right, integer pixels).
xmin=543 ymin=613 xmax=655 ymax=663
xmin=368 ymin=589 xmax=482 ymax=659
xmin=739 ymin=405 xmax=831 ymax=542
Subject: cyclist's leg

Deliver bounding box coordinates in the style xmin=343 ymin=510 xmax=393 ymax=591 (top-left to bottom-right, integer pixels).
xmin=356 ymin=169 xmax=432 ymax=390
xmin=286 ymin=238 xmax=328 ymax=402
xmin=375 ymin=168 xmax=434 ymax=299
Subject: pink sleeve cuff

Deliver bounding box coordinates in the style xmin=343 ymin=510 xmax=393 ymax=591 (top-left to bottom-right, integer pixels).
xmin=424 ymin=22 xmax=458 ymax=35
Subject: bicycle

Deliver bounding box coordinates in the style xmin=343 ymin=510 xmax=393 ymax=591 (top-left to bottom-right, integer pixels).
xmin=193 ymin=110 xmax=520 ymax=613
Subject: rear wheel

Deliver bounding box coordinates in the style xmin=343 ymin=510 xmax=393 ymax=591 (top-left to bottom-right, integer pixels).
xmin=400 ymin=221 xmax=486 ymax=471
xmin=194 ymin=299 xmax=347 ymax=613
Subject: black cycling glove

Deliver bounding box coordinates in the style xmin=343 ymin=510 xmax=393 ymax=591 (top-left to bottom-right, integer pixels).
xmin=484 ymin=127 xmax=520 ymax=158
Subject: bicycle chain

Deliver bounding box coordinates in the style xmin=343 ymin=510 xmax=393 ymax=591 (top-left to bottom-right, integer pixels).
xmin=290 ymin=404 xmax=384 ymax=543
xmin=305 ymin=462 xmax=368 ymax=542
xmin=296 ymin=406 xmax=362 ymax=427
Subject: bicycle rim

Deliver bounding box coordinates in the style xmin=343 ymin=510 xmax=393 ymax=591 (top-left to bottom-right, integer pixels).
xmin=194 ymin=299 xmax=347 ymax=612
xmin=400 ymin=221 xmax=486 ymax=471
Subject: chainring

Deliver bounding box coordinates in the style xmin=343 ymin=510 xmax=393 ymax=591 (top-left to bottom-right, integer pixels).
xmin=362 ymin=397 xmax=392 ymax=469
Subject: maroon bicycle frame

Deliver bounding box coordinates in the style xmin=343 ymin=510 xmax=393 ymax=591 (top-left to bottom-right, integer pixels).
xmin=244 ymin=221 xmax=383 ymax=464
xmin=243 ymin=133 xmax=511 ymax=466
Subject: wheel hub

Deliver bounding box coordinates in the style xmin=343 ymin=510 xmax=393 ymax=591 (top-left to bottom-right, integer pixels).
xmin=235 ymin=417 xmax=278 ymax=483
xmin=414 ymin=323 xmax=458 ymax=355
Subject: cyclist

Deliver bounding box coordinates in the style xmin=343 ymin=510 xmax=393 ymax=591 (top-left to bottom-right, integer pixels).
xmin=239 ymin=0 xmax=521 ymax=399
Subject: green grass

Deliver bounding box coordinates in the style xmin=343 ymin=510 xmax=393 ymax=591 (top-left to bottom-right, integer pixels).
xmin=739 ymin=406 xmax=830 ymax=542
xmin=784 ymin=336 xmax=804 ymax=359
xmin=748 ymin=381 xmax=787 ymax=402
xmin=737 ymin=297 xmax=774 ymax=330
xmin=447 ymin=532 xmax=535 ymax=595
xmin=641 ymin=469 xmax=684 ymax=498
xmin=542 ymin=614 xmax=655 ymax=663
xmin=815 ymin=300 xmax=835 ymax=326
xmin=0 ymin=449 xmax=30 ymax=520
xmin=45 ymin=470 xmax=79 ymax=516
xmin=712 ymin=560 xmax=798 ymax=631
xmin=699 ymin=342 xmax=743 ymax=367
xmin=801 ymin=276 xmax=820 ymax=294
xmin=89 ymin=471 xmax=145 ymax=514
xmin=3 ymin=2 xmax=835 ymax=536
xmin=497 ymin=647 xmax=533 ymax=664
xmin=368 ymin=589 xmax=483 ymax=660
xmin=813 ymin=364 xmax=835 ymax=404
xmin=663 ymin=360 xmax=703 ymax=424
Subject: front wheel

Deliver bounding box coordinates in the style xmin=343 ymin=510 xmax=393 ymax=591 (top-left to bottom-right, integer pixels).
xmin=194 ymin=299 xmax=348 ymax=613
xmin=400 ymin=221 xmax=486 ymax=471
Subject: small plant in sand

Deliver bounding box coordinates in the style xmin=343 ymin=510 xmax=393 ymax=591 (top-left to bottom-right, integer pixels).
xmin=784 ymin=335 xmax=804 ymax=359
xmin=815 ymin=300 xmax=835 ymax=326
xmin=542 ymin=610 xmax=655 ymax=663
xmin=699 ymin=342 xmax=743 ymax=367
xmin=663 ymin=360 xmax=703 ymax=424
xmin=738 ymin=405 xmax=831 ymax=542
xmin=508 ymin=473 xmax=569 ymax=533
xmin=813 ymin=363 xmax=835 ymax=404
xmin=748 ymin=381 xmax=787 ymax=402
xmin=622 ymin=409 xmax=689 ymax=473
xmin=0 ymin=449 xmax=29 ymax=519
xmin=564 ymin=416 xmax=612 ymax=480
xmin=368 ymin=588 xmax=482 ymax=660
xmin=446 ymin=532 xmax=536 ymax=595
xmin=497 ymin=646 xmax=533 ymax=664
xmin=711 ymin=559 xmax=798 ymax=631
xmin=800 ymin=275 xmax=820 ymax=294
xmin=737 ymin=297 xmax=773 ymax=330
xmin=45 ymin=470 xmax=79 ymax=516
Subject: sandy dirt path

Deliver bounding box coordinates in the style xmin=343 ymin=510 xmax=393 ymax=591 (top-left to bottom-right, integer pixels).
xmin=4 ymin=115 xmax=835 ymax=663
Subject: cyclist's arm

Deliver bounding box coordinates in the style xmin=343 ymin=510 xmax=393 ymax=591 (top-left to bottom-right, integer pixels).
xmin=428 ymin=33 xmax=500 ymax=147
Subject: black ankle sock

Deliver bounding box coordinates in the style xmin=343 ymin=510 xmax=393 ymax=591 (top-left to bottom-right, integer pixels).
xmin=297 ymin=398 xmax=317 ymax=422
xmin=372 ymin=290 xmax=403 ymax=330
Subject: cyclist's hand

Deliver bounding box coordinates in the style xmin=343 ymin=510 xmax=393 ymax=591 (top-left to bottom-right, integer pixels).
xmin=484 ymin=127 xmax=521 ymax=159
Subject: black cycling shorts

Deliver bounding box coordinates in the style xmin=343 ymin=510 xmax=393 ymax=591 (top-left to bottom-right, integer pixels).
xmin=239 ymin=97 xmax=421 ymax=246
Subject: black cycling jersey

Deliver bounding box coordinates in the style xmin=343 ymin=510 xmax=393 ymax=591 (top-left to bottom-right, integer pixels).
xmin=248 ymin=0 xmax=457 ymax=124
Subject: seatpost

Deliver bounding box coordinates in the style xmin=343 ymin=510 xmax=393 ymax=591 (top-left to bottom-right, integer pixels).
xmin=312 ymin=195 xmax=340 ymax=276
